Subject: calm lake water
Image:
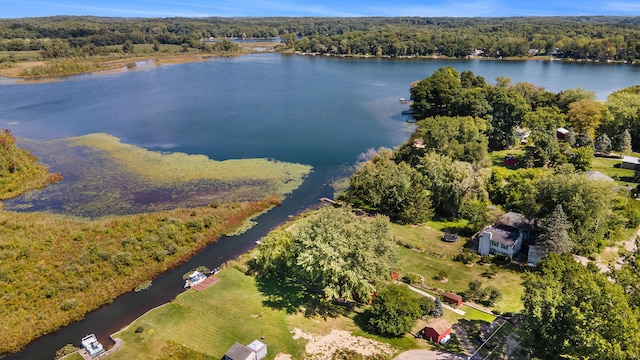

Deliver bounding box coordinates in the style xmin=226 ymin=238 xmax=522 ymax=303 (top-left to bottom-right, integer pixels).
xmin=2 ymin=54 xmax=640 ymax=359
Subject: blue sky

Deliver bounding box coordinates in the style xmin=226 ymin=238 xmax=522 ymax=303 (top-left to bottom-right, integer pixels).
xmin=1 ymin=0 xmax=639 ymax=18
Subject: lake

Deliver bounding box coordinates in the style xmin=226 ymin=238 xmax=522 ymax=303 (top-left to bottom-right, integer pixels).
xmin=2 ymin=54 xmax=639 ymax=359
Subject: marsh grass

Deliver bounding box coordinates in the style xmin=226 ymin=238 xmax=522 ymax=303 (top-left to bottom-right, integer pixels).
xmin=0 ymin=198 xmax=276 ymax=354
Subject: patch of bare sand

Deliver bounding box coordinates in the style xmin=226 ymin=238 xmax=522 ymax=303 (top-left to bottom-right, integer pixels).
xmin=274 ymin=354 xmax=293 ymax=360
xmin=292 ymin=328 xmax=393 ymax=360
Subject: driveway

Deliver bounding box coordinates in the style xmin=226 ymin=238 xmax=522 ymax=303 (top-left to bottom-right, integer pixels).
xmin=394 ymin=350 xmax=467 ymax=360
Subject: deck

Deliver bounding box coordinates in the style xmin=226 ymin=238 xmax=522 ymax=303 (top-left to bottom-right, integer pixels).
xmin=191 ymin=276 xmax=220 ymax=291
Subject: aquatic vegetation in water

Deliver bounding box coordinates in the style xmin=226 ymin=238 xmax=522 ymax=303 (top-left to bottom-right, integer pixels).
xmin=9 ymin=133 xmax=312 ymax=217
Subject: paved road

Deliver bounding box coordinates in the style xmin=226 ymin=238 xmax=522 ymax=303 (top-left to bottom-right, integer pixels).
xmin=394 ymin=349 xmax=467 ymax=360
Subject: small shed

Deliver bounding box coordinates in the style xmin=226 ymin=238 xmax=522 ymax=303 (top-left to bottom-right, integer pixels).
xmin=246 ymin=340 xmax=267 ymax=360
xmin=621 ymin=156 xmax=640 ymax=170
xmin=443 ymin=292 xmax=463 ymax=307
xmin=224 ymin=342 xmax=256 ymax=360
xmin=557 ymin=127 xmax=570 ymax=140
xmin=420 ymin=318 xmax=451 ymax=344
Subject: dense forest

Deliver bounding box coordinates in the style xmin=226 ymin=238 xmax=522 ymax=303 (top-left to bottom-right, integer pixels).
xmin=1 ymin=16 xmax=640 ymax=60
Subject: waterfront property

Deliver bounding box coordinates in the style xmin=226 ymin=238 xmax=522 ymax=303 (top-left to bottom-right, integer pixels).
xmin=80 ymin=334 xmax=105 ymax=358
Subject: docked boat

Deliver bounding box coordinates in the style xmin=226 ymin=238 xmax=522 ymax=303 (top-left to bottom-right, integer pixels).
xmin=81 ymin=334 xmax=105 ymax=357
xmin=184 ymin=271 xmax=207 ymax=288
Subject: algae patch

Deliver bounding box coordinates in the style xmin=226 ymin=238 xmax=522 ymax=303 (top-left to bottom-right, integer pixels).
xmin=7 ymin=133 xmax=312 ymax=217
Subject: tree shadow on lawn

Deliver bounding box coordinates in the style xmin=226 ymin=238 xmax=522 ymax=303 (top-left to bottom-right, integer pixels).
xmin=255 ymin=274 xmax=349 ymax=319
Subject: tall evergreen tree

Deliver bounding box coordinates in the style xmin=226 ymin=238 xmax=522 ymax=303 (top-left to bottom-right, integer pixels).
xmin=594 ymin=134 xmax=612 ymax=155
xmin=430 ymin=297 xmax=444 ymax=317
xmin=617 ymin=129 xmax=632 ymax=157
xmin=538 ymin=204 xmax=573 ymax=255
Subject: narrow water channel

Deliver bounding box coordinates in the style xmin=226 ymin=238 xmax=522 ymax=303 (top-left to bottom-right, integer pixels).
xmin=5 ymin=168 xmax=333 ymax=360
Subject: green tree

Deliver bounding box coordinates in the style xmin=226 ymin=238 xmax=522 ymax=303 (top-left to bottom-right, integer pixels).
xmin=410 ymin=66 xmax=462 ymax=119
xmin=152 ymin=40 xmax=160 ymax=52
xmin=430 ymin=297 xmax=444 ymax=318
xmin=524 ymin=129 xmax=559 ymax=167
xmin=418 ymin=296 xmax=434 ymax=316
xmin=568 ymin=145 xmax=593 ymax=171
xmin=617 ymin=129 xmax=632 ymax=157
xmin=291 ymin=206 xmax=397 ymax=302
xmin=594 ymin=134 xmax=612 ymax=155
xmin=537 ymin=204 xmax=573 ymax=255
xmin=418 ymin=153 xmax=490 ymax=217
xmin=522 ymin=106 xmax=566 ymax=132
xmin=345 ymin=148 xmax=433 ymax=224
xmin=368 ymin=284 xmax=421 ymax=337
xmin=606 ymin=87 xmax=640 ymax=148
xmin=415 ymin=115 xmax=490 ymax=166
xmin=555 ymin=87 xmax=596 ymax=113
xmin=487 ymin=86 xmax=531 ymax=150
xmin=122 ymin=40 xmax=134 ymax=54
xmin=521 ymin=254 xmax=640 ymax=359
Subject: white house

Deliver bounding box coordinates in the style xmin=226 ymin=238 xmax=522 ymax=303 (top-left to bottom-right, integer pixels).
xmin=477 ymin=212 xmax=530 ymax=258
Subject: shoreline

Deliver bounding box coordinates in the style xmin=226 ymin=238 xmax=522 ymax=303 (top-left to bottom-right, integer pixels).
xmin=2 ymin=48 xmax=635 ymax=84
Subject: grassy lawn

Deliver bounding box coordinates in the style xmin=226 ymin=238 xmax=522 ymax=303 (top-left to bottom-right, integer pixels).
xmin=109 ymin=268 xmax=305 ymax=360
xmin=107 ymin=265 xmax=493 ymax=359
xmin=391 ymin=223 xmax=524 ymax=313
xmin=591 ymin=155 xmax=637 ymax=187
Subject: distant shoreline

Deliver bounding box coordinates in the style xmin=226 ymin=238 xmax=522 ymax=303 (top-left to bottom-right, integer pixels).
xmin=1 ymin=47 xmax=635 ymax=84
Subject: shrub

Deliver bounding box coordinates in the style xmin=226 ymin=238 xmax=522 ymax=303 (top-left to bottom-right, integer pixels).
xmin=434 ymin=270 xmax=448 ymax=281
xmin=454 ymin=249 xmax=477 ymax=264
xmin=135 ymin=326 xmax=145 ymax=333
xmin=55 ymin=344 xmax=79 ymax=359
xmin=492 ymin=254 xmax=511 ymax=265
xmin=403 ymin=272 xmax=422 ymax=284
xmin=481 ymin=266 xmax=498 ymax=278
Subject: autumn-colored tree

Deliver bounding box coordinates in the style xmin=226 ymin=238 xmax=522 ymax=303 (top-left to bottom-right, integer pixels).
xmin=567 ymin=98 xmax=606 ymax=137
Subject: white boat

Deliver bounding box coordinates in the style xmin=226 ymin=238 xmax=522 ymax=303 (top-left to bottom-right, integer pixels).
xmin=81 ymin=334 xmax=105 ymax=357
xmin=184 ymin=271 xmax=207 ymax=288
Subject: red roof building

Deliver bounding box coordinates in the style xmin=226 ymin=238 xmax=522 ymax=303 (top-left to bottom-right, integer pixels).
xmin=443 ymin=292 xmax=463 ymax=307
xmin=420 ymin=318 xmax=452 ymax=344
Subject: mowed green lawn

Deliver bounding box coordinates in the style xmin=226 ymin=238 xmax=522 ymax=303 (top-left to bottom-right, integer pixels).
xmin=591 ymin=155 xmax=637 ymax=187
xmin=391 ymin=223 xmax=524 ymax=313
xmin=109 ymin=268 xmax=305 ymax=360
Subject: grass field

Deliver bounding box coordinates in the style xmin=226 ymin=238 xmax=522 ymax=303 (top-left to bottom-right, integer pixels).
xmin=108 ymin=265 xmax=494 ymax=359
xmin=109 ymin=268 xmax=305 ymax=360
xmin=391 ymin=223 xmax=524 ymax=313
xmin=591 ymin=155 xmax=637 ymax=187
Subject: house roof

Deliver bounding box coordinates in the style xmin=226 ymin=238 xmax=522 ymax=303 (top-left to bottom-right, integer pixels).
xmin=622 ymin=156 xmax=640 ymax=165
xmin=444 ymin=292 xmax=462 ymax=302
xmin=247 ymin=340 xmax=266 ymax=352
xmin=481 ymin=225 xmax=519 ymax=246
xmin=557 ymin=127 xmax=570 ymax=135
xmin=584 ymin=170 xmax=614 ymax=182
xmin=497 ymin=212 xmax=527 ymax=229
xmin=425 ymin=318 xmax=451 ymax=335
xmin=226 ymin=342 xmax=254 ymax=360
